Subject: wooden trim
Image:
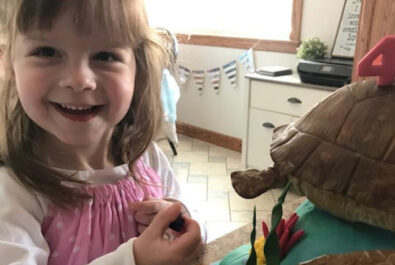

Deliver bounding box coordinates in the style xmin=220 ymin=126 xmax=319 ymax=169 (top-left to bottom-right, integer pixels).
xmin=176 ymin=34 xmax=299 ymax=53
xmin=290 ymin=0 xmax=304 ymax=41
xmin=176 ymin=121 xmax=242 ymax=152
xmin=352 ymin=0 xmax=375 ymax=82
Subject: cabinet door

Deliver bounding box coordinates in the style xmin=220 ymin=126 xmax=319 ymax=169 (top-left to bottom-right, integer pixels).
xmin=247 ymin=108 xmax=294 ymax=169
xmin=250 ymin=81 xmax=332 ymax=117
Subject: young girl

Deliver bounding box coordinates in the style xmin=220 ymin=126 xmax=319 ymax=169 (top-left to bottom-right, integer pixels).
xmin=0 ymin=1 xmax=205 ymax=264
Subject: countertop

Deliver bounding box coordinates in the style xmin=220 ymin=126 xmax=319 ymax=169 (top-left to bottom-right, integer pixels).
xmin=245 ymin=73 xmax=338 ymax=92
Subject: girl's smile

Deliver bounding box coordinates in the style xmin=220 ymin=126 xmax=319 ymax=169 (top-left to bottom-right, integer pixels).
xmin=11 ymin=8 xmax=137 ymax=170
xmin=51 ymin=102 xmax=104 ymax=122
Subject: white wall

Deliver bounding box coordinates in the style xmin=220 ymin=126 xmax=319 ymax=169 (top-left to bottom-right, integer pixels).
xmin=176 ymin=0 xmax=345 ymax=139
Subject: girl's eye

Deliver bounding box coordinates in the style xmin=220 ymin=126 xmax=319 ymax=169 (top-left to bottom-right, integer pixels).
xmin=33 ymin=47 xmax=58 ymax=57
xmin=94 ymin=52 xmax=119 ymax=62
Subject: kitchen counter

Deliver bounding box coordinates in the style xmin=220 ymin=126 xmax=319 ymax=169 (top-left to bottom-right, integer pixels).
xmin=245 ymin=73 xmax=338 ymax=92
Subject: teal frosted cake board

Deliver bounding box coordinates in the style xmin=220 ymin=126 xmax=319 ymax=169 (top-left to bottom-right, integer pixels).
xmin=216 ymin=200 xmax=395 ymax=265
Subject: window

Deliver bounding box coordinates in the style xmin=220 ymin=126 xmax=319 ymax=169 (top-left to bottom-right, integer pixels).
xmin=145 ymin=0 xmax=303 ymax=53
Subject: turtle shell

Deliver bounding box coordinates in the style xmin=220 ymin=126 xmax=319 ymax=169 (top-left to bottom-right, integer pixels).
xmin=270 ymin=80 xmax=395 ymax=232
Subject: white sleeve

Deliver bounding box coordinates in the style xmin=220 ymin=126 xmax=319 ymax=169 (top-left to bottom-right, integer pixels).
xmin=142 ymin=142 xmax=207 ymax=243
xmin=0 ymin=167 xmax=137 ymax=265
xmin=0 ymin=167 xmax=50 ymax=264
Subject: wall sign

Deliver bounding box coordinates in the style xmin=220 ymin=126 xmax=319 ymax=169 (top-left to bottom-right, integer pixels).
xmin=331 ymin=0 xmax=362 ymax=58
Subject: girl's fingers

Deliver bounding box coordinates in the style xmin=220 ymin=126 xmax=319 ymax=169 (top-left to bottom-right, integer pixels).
xmin=136 ymin=205 xmax=203 ymax=264
xmin=137 ymin=224 xmax=148 ymax=234
xmin=171 ymin=216 xmax=202 ymax=255
xmin=134 ymin=211 xmax=156 ymax=225
xmin=145 ymin=203 xmax=183 ymax=238
xmin=129 ymin=200 xmax=163 ymax=213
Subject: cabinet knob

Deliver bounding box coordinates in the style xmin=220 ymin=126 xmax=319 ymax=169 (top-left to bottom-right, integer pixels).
xmin=262 ymin=122 xmax=275 ymax=129
xmin=287 ymin=97 xmax=302 ymax=104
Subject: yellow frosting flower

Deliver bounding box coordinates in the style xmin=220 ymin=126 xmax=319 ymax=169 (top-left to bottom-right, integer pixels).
xmin=249 ymin=236 xmax=267 ymax=265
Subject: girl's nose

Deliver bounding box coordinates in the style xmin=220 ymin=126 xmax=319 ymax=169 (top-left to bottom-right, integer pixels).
xmin=58 ymin=61 xmax=96 ymax=91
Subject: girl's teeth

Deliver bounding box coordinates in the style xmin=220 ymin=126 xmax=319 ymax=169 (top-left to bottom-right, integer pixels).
xmin=60 ymin=104 xmax=93 ymax=110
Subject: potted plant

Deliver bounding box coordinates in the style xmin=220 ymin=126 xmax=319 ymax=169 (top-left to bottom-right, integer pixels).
xmin=296 ymin=37 xmax=328 ymax=60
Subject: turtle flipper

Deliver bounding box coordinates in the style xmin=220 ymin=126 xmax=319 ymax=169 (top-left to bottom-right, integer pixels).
xmin=231 ymin=167 xmax=287 ymax=199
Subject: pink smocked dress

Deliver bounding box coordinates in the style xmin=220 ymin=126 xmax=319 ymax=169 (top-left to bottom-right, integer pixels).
xmin=41 ymin=159 xmax=163 ymax=265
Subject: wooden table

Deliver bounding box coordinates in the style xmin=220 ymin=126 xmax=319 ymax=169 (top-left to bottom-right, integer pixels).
xmin=203 ymin=197 xmax=307 ymax=264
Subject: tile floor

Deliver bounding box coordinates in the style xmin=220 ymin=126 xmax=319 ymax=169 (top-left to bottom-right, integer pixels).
xmin=156 ymin=134 xmax=302 ymax=242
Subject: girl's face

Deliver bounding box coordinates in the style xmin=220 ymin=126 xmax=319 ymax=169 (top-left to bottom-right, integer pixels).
xmin=11 ymin=8 xmax=136 ymax=167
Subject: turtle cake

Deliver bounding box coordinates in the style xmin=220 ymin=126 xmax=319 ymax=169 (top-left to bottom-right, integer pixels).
xmin=232 ymin=78 xmax=395 ymax=232
xmin=231 ymin=35 xmax=395 ymax=232
xmin=222 ymin=36 xmax=395 ymax=265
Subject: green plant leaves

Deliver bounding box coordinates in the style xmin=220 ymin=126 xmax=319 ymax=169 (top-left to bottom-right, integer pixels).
xmin=246 ymin=206 xmax=257 ymax=265
xmin=264 ymin=182 xmax=292 ymax=265
xmin=296 ymin=37 xmax=328 ymax=60
xmin=246 ymin=182 xmax=292 ymax=265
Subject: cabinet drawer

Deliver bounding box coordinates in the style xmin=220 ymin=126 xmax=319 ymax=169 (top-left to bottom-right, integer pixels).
xmin=246 ymin=108 xmax=294 ymax=169
xmin=250 ymin=81 xmax=332 ymax=116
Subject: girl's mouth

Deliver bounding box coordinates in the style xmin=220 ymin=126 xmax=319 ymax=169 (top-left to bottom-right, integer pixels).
xmin=52 ymin=103 xmax=103 ymax=122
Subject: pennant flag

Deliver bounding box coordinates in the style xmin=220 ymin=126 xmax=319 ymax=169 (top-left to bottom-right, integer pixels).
xmin=207 ymin=67 xmax=221 ymax=93
xmin=192 ymin=70 xmax=205 ymax=94
xmin=222 ymin=60 xmax=237 ymax=88
xmin=238 ymin=48 xmax=255 ymax=73
xmin=178 ymin=65 xmax=191 ymax=85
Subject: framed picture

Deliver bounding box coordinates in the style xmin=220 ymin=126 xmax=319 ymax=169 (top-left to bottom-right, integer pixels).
xmin=331 ymin=0 xmax=362 ymax=58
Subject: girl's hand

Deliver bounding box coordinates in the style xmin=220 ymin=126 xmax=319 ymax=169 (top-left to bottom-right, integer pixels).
xmin=129 ymin=198 xmax=175 ymax=234
xmin=133 ymin=203 xmax=204 ymax=265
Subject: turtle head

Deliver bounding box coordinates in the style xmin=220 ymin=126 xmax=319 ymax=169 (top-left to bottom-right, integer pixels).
xmin=231 ymin=167 xmax=288 ymax=199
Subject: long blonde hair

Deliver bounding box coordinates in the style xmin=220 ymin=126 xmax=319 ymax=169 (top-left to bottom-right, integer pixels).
xmin=0 ymin=0 xmax=168 ymax=207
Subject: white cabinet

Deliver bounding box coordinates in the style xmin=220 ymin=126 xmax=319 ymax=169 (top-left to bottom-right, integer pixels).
xmin=242 ymin=73 xmax=335 ymax=169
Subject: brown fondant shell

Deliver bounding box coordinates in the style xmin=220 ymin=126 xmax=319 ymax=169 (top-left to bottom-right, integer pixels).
xmin=270 ymin=80 xmax=395 ymax=232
